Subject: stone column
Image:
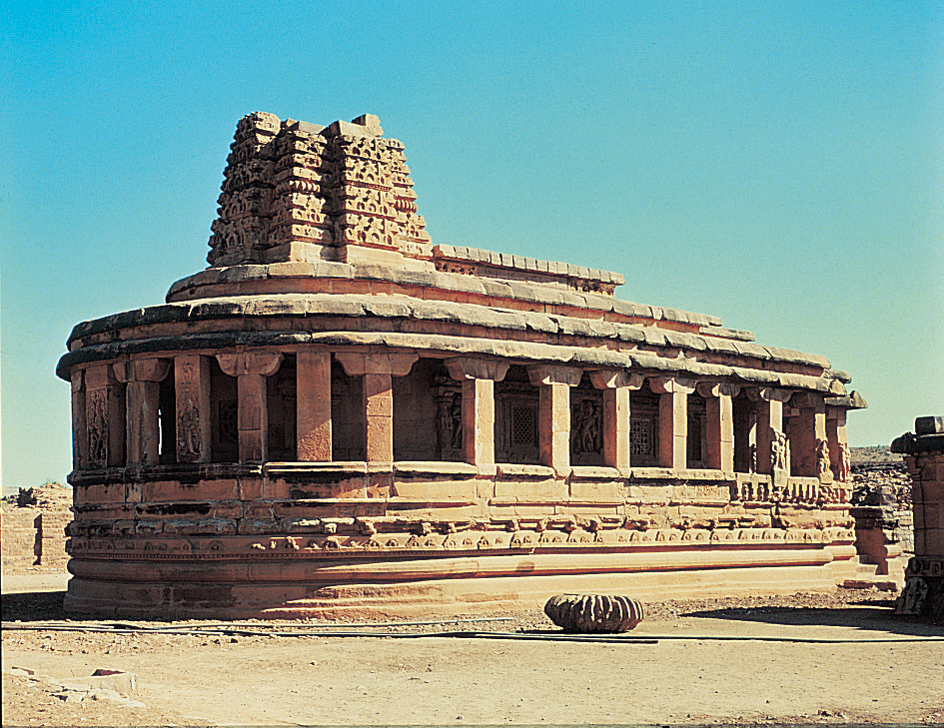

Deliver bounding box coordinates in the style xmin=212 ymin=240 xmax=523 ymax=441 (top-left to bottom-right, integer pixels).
xmin=217 ymin=351 xmax=284 ymax=462
xmin=297 ymin=351 xmax=332 ymax=461
xmin=84 ymin=364 xmax=125 ymax=468
xmin=589 ymin=370 xmax=644 ymax=470
xmin=528 ymin=365 xmax=582 ymax=474
xmin=71 ymin=370 xmax=87 ymax=471
xmin=698 ymin=382 xmax=739 ymax=472
xmin=113 ymin=358 xmax=172 ymax=466
xmin=751 ymin=387 xmax=792 ymax=475
xmin=174 ymin=354 xmax=212 ymax=463
xmin=826 ymin=406 xmax=849 ymax=481
xmin=650 ymin=377 xmax=697 ymax=470
xmin=336 ymin=352 xmax=419 ymax=464
xmin=445 ymin=358 xmax=510 ymax=467
xmin=790 ymin=392 xmax=826 ymax=479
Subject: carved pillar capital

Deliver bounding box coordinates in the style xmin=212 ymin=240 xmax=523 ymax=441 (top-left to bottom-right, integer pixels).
xmin=335 ymin=351 xmax=418 ymax=377
xmin=445 ymin=357 xmax=509 ymax=382
xmin=216 ymin=351 xmax=283 ymax=378
xmin=649 ymin=376 xmax=697 ymax=395
xmin=527 ymin=365 xmax=582 ymax=387
xmin=589 ymin=370 xmax=644 ymax=390
xmin=113 ymin=358 xmax=171 ymax=384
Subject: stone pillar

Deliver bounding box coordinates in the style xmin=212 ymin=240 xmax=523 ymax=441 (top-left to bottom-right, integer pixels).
xmin=71 ymin=370 xmax=87 ymax=471
xmin=699 ymin=382 xmax=739 ymax=472
xmin=84 ymin=364 xmax=125 ymax=468
xmin=826 ymin=406 xmax=849 ymax=482
xmin=650 ymin=377 xmax=697 ymax=470
xmin=790 ymin=392 xmax=826 ymax=479
xmin=113 ymin=358 xmax=172 ymax=465
xmin=528 ymin=366 xmax=582 ymax=474
xmin=174 ymin=354 xmax=212 ymax=463
xmin=751 ymin=387 xmax=791 ymax=475
xmin=589 ymin=370 xmax=644 ymax=470
xmin=297 ymin=351 xmax=332 ymax=461
xmin=445 ymin=358 xmax=510 ymax=467
xmin=336 ymin=352 xmax=419 ymax=464
xmin=892 ymin=416 xmax=944 ymax=619
xmin=217 ymin=351 xmax=284 ymax=462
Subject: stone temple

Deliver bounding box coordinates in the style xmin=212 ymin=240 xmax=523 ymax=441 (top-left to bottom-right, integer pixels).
xmin=58 ymin=112 xmax=868 ymax=618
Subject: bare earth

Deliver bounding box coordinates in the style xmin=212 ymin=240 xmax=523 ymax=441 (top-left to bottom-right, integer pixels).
xmin=2 ymin=573 xmax=942 ymax=727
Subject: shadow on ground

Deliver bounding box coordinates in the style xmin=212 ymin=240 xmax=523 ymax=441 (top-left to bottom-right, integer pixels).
xmin=2 ymin=591 xmax=69 ymax=622
xmin=680 ymin=603 xmax=942 ymax=635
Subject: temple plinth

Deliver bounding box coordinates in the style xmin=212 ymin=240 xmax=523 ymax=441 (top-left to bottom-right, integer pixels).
xmin=58 ymin=112 xmax=868 ymax=619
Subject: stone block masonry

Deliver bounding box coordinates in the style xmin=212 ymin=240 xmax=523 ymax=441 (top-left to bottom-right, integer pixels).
xmin=57 ymin=111 xmax=869 ymax=619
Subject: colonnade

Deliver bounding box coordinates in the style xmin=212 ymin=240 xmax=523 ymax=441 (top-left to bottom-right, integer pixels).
xmin=69 ymin=350 xmax=849 ymax=480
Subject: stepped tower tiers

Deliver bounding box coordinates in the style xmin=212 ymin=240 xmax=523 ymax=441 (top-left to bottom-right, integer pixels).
xmin=58 ymin=112 xmax=869 ymax=619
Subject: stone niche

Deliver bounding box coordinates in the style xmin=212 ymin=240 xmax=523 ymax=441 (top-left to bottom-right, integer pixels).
xmin=58 ymin=111 xmax=871 ymax=619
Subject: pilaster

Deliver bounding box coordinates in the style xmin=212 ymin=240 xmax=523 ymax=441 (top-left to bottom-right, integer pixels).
xmin=528 ymin=365 xmax=582 ymax=474
xmin=589 ymin=370 xmax=644 ymax=470
xmin=113 ymin=358 xmax=172 ymax=466
xmin=336 ymin=351 xmax=419 ymax=464
xmin=174 ymin=354 xmax=212 ymax=463
xmin=297 ymin=351 xmax=332 ymax=461
xmin=650 ymin=377 xmax=697 ymax=470
xmin=84 ymin=364 xmax=125 ymax=468
xmin=446 ymin=358 xmax=510 ymax=467
xmin=71 ymin=370 xmax=87 ymax=471
xmin=698 ymin=382 xmax=739 ymax=472
xmin=751 ymin=387 xmax=791 ymax=475
xmin=217 ymin=351 xmax=284 ymax=462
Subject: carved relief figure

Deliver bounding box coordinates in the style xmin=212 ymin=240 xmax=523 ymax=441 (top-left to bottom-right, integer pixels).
xmin=817 ymin=438 xmax=833 ymax=483
xmin=86 ymin=389 xmax=108 ymax=468
xmin=573 ymin=399 xmax=601 ymax=455
xmin=770 ymin=429 xmax=788 ymax=471
xmin=177 ymin=400 xmax=201 ymax=461
xmin=836 ymin=441 xmax=851 ymax=482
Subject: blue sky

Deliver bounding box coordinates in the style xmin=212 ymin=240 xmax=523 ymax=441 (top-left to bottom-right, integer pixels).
xmin=2 ymin=1 xmax=942 ymax=487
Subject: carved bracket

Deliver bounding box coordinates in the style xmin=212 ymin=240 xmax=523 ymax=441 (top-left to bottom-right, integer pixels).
xmin=335 ymin=351 xmax=419 ymax=377
xmin=696 ymin=382 xmax=741 ymax=399
xmin=216 ymin=351 xmax=284 ymax=378
xmin=588 ymin=370 xmax=644 ymax=390
xmin=649 ymin=376 xmax=697 ymax=395
xmin=445 ymin=357 xmax=510 ymax=382
xmin=527 ymin=365 xmax=582 ymax=387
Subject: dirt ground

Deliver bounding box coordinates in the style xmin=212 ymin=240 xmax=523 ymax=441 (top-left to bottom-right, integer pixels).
xmin=2 ymin=572 xmax=942 ymax=727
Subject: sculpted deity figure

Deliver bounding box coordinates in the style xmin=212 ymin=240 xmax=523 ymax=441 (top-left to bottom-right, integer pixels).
xmin=836 ymin=441 xmax=851 ymax=482
xmin=770 ymin=429 xmax=789 ymax=471
xmin=817 ymin=438 xmax=833 ymax=483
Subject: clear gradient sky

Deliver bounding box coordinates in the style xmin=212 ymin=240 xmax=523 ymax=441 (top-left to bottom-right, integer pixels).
xmin=1 ymin=1 xmax=942 ymax=488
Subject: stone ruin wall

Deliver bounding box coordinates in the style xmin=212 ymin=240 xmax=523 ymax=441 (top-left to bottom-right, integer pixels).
xmin=1 ymin=484 xmax=72 ymax=572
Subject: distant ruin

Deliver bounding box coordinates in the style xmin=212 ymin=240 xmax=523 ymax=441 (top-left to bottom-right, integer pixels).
xmin=58 ymin=112 xmax=872 ymax=618
xmin=893 ymin=416 xmax=944 ymax=620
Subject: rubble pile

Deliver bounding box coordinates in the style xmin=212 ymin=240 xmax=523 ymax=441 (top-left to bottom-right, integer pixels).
xmin=849 ymin=449 xmax=913 ymax=556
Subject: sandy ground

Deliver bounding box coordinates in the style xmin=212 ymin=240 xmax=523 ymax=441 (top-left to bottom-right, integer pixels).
xmin=2 ymin=573 xmax=943 ymax=727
